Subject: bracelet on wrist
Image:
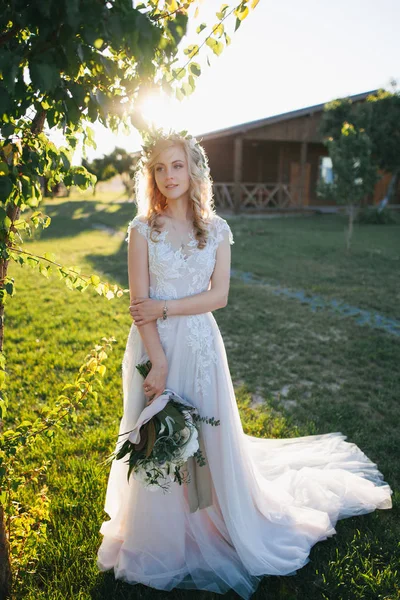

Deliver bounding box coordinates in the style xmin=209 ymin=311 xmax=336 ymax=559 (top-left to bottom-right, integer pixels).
xmin=162 ymin=299 xmax=168 ymax=320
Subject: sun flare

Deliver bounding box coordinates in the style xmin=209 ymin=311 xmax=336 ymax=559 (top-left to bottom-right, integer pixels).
xmin=137 ymin=91 xmax=182 ymax=132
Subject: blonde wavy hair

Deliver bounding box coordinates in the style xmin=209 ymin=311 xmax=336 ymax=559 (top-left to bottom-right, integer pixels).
xmin=133 ymin=133 xmax=216 ymax=249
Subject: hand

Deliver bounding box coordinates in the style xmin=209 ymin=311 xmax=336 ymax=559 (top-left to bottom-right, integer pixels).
xmin=129 ymin=298 xmax=164 ymax=327
xmin=143 ymin=361 xmax=168 ymax=406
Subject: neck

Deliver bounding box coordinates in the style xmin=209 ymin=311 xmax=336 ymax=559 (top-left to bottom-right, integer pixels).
xmin=164 ymin=198 xmax=193 ymax=222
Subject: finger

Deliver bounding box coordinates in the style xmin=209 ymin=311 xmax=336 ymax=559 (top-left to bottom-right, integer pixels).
xmin=136 ymin=319 xmax=150 ymax=327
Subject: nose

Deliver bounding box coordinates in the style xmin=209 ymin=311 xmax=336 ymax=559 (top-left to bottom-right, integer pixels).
xmin=165 ymin=171 xmax=175 ymax=183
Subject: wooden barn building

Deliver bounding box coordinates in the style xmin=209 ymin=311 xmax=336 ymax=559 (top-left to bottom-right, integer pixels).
xmin=197 ymin=89 xmax=399 ymax=214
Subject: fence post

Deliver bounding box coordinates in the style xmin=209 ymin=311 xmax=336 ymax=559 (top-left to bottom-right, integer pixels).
xmin=233 ymin=136 xmax=243 ymax=214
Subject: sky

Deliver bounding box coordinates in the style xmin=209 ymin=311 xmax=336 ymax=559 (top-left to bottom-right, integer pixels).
xmin=49 ymin=0 xmax=399 ymax=165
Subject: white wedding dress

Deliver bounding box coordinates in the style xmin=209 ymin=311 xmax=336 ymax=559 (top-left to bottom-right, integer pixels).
xmin=97 ymin=213 xmax=392 ymax=599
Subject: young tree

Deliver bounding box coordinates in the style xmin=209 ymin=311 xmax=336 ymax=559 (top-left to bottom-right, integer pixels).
xmin=82 ymin=155 xmax=118 ymax=197
xmin=317 ymin=88 xmax=400 ymax=248
xmin=0 ymin=0 xmax=260 ymax=595
xmin=357 ymin=87 xmax=400 ymax=204
xmin=317 ymin=122 xmax=379 ymax=249
xmin=84 ymin=146 xmax=140 ymax=200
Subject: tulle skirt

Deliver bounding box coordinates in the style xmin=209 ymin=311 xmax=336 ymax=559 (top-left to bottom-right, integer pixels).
xmin=97 ymin=313 xmax=392 ymax=599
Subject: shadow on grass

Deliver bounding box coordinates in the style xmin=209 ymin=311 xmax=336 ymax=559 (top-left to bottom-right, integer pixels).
xmin=39 ymin=200 xmax=136 ymax=240
xmin=87 ymin=239 xmax=130 ymax=290
xmin=90 ymin=570 xmax=292 ymax=600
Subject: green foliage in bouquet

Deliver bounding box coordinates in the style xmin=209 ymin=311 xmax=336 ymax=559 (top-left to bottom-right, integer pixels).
xmin=105 ymin=360 xmax=220 ymax=491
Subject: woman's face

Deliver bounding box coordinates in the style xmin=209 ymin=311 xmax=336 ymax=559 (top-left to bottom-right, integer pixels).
xmin=153 ymin=144 xmax=190 ymax=201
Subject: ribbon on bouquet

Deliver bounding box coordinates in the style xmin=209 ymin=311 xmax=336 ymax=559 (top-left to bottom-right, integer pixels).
xmin=128 ymin=389 xmax=213 ymax=513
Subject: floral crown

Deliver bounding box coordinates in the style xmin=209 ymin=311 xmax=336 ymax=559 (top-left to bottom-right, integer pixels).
xmin=138 ymin=126 xmax=207 ymax=171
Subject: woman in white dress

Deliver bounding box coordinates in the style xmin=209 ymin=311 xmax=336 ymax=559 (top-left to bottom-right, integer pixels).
xmin=97 ymin=131 xmax=393 ymax=599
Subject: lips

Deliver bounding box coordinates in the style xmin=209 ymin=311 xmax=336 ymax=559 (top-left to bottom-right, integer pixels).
xmin=166 ymin=184 xmax=178 ymax=189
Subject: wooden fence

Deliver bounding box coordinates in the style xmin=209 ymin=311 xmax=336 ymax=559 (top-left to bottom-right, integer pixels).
xmin=212 ymin=182 xmax=302 ymax=211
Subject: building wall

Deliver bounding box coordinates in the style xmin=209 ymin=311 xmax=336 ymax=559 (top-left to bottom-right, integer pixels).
xmin=202 ymin=138 xmax=234 ymax=181
xmin=202 ymin=113 xmax=400 ymax=207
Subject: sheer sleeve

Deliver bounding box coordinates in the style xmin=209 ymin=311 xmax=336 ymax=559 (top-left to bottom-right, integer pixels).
xmin=214 ymin=216 xmax=234 ymax=246
xmin=125 ymin=215 xmax=149 ymax=242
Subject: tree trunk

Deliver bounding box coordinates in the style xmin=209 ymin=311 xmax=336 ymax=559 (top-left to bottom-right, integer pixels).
xmin=346 ymin=204 xmax=355 ymax=250
xmin=0 ymin=506 xmax=11 ymax=600
xmin=0 ymin=245 xmax=13 ymax=599
xmin=0 ymin=108 xmax=46 ymax=598
xmin=0 ymin=204 xmax=19 ymax=599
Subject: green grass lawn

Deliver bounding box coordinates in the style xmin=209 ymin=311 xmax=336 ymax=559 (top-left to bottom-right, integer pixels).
xmin=6 ymin=195 xmax=400 ymax=599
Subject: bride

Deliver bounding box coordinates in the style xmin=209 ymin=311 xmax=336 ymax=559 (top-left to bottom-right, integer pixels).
xmin=97 ymin=130 xmax=392 ymax=599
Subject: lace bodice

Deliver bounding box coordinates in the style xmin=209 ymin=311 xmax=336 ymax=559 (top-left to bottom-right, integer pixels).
xmin=126 ymin=213 xmax=234 ymax=301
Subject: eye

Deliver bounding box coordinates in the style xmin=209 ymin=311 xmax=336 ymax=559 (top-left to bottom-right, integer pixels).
xmin=155 ymin=166 xmax=164 ymax=172
xmin=174 ymin=164 xmax=183 ymax=169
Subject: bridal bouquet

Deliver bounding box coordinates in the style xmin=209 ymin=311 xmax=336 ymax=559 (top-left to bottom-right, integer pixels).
xmin=106 ymin=360 xmax=220 ymax=493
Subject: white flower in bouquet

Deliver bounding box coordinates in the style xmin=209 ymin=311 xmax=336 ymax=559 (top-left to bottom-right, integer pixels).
xmin=177 ymin=424 xmax=199 ymax=462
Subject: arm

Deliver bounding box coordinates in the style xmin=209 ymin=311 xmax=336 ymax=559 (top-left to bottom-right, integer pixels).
xmin=130 ymin=227 xmax=232 ymax=325
xmin=128 ymin=225 xmax=167 ymax=401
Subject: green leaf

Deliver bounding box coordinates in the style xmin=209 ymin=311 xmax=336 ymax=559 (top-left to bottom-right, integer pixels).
xmin=168 ymin=12 xmax=188 ymax=45
xmin=182 ymin=81 xmax=194 ymax=96
xmin=0 ymin=162 xmax=9 ymax=176
xmin=4 ymin=281 xmax=14 ymax=296
xmin=183 ymin=44 xmax=199 ymax=59
xmin=97 ymin=364 xmax=106 ymax=377
xmin=206 ymin=38 xmax=224 ymax=56
xmin=29 ymin=60 xmax=60 ymax=92
xmin=213 ymin=23 xmax=224 ymax=37
xmin=60 ymin=150 xmax=71 ymax=171
xmin=90 ymin=274 xmax=101 ymax=286
xmin=234 ymin=4 xmax=249 ymax=20
xmin=188 ymin=62 xmax=201 ymax=77
xmin=172 ymin=67 xmax=186 ymax=81
xmin=216 ymin=4 xmax=229 ymax=19
xmin=39 ymin=263 xmax=50 ymax=278
xmin=196 ymin=23 xmax=207 ymax=34
xmin=1 ymin=122 xmax=14 ymax=138
xmin=65 ymin=277 xmax=75 ymax=291
xmin=0 ymin=399 xmax=7 ymax=419
xmin=175 ymin=87 xmax=184 ymax=101
xmin=0 ymin=176 xmax=12 ymax=200
xmin=12 ymin=219 xmax=27 ymax=230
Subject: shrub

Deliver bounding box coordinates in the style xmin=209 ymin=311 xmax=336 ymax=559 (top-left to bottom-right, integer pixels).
xmin=356 ymin=206 xmax=397 ymax=224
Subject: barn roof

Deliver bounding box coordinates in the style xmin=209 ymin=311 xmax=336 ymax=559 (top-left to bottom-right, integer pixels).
xmin=196 ymin=89 xmax=380 ymax=142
